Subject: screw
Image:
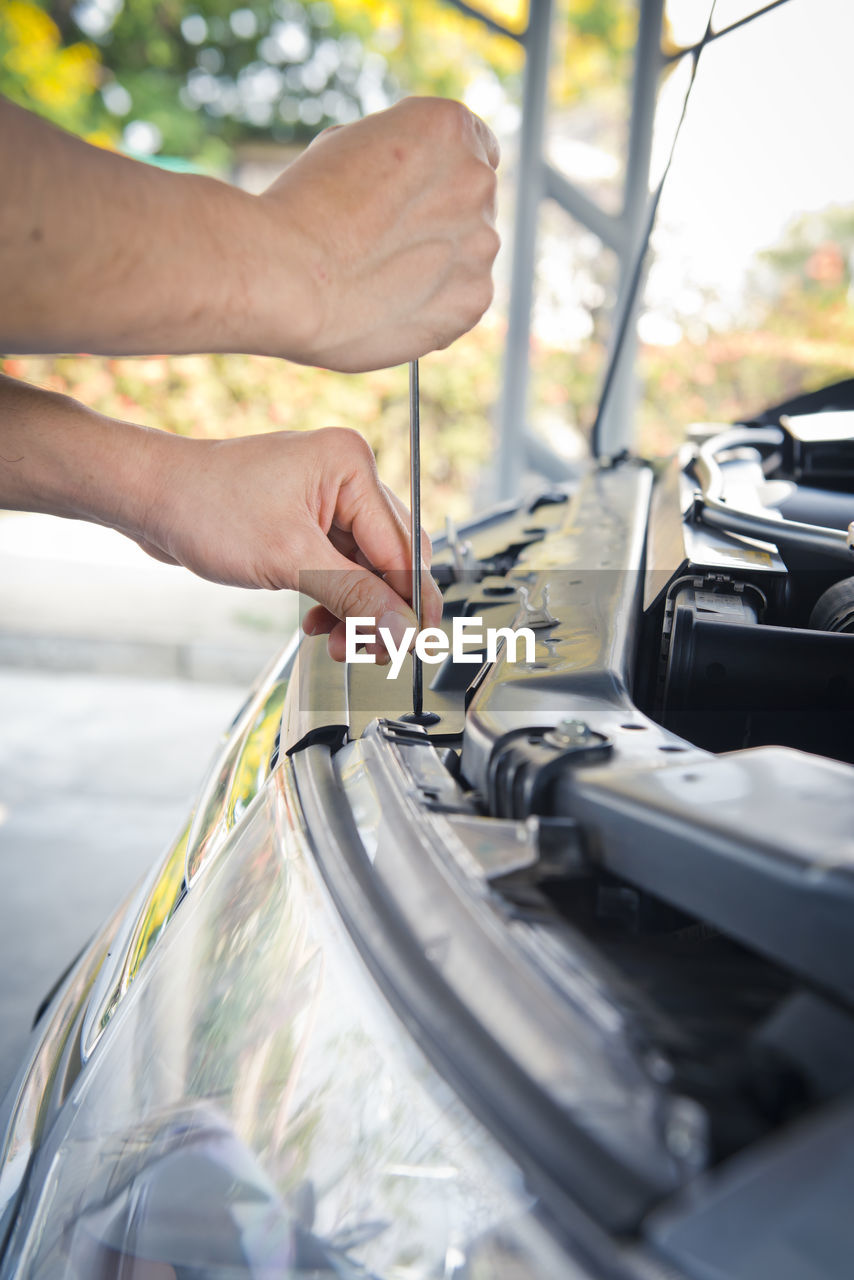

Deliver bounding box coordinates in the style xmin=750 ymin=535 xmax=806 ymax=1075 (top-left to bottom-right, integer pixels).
xmin=544 ymin=718 xmax=594 ymax=749
xmin=665 ymin=1096 xmax=707 ymax=1169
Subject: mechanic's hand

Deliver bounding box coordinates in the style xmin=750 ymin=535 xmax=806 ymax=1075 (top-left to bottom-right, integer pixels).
xmin=258 ymin=97 xmax=501 ymax=372
xmin=0 ymin=378 xmax=439 ymax=663
xmin=1 ymin=96 xmax=497 ymax=369
xmin=140 ymin=426 xmax=442 ymax=661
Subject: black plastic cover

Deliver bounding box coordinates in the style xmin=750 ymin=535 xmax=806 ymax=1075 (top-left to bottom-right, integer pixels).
xmin=567 ymin=746 xmax=854 ymax=1007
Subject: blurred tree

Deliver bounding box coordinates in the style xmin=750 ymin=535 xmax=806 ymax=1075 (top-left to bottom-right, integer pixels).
xmin=2 ymin=0 xmax=637 ymax=521
xmin=550 ymin=0 xmax=635 ymax=107
xmin=758 ymin=206 xmax=854 ymax=310
xmin=638 ymin=203 xmax=854 ymax=456
xmin=19 ymin=0 xmax=526 ymax=160
xmin=3 ymin=1 xmax=633 ymax=161
xmin=0 ymin=0 xmax=102 ymax=135
xmin=94 ymin=0 xmax=399 ymax=158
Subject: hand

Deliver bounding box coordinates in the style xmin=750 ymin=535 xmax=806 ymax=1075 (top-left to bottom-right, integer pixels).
xmin=257 ymin=97 xmax=501 ymax=371
xmin=140 ymin=426 xmax=443 ymax=660
xmin=0 ymin=378 xmax=440 ymax=666
xmin=1 ymin=95 xmax=498 ymax=371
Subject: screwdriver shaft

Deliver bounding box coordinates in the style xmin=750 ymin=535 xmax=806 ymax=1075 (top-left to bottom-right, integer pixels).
xmin=409 ymin=359 xmax=423 ymax=717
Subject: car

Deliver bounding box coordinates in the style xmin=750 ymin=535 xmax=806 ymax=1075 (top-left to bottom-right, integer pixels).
xmin=3 ymin=2 xmax=854 ymax=1277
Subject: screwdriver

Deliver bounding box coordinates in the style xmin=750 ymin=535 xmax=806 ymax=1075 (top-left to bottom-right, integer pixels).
xmin=409 ymin=359 xmax=423 ymax=717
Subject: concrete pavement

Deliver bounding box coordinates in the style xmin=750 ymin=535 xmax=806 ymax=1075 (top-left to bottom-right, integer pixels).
xmin=0 ymin=669 xmax=246 ymax=1099
xmin=0 ymin=511 xmax=299 ymax=684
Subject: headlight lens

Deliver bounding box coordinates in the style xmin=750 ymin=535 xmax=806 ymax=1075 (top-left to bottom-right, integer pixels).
xmin=185 ymin=632 xmax=298 ymax=885
xmin=0 ymin=910 xmax=121 ymax=1246
xmin=77 ymin=635 xmax=298 ymax=1064
xmin=3 ymin=762 xmax=583 ymax=1279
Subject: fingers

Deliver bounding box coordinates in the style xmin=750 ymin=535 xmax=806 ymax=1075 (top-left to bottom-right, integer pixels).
xmin=303 ymin=566 xmax=441 ymax=639
xmin=398 ymin=95 xmax=499 ymax=169
xmin=381 ymin=482 xmax=433 ymax=567
xmin=259 ymin=97 xmax=500 ymax=372
xmin=299 ymin=538 xmax=418 ymax=662
xmin=467 ymin=106 xmax=501 ymax=171
xmin=324 ymin=428 xmax=432 ymax=584
xmin=302 ymin=603 xmax=338 ymax=636
xmin=328 ymin=486 xmax=432 ymax=573
xmin=327 ymin=434 xmax=442 ymax=633
xmin=317 ymin=579 xmax=438 ymax=663
xmin=382 ymin=568 xmax=443 ymax=628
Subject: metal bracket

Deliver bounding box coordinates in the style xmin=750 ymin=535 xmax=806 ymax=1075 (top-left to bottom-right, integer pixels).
xmin=487 ymin=720 xmax=613 ymax=819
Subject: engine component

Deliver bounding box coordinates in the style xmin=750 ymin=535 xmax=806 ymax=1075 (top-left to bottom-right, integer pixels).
xmin=809 ymin=576 xmax=854 ymax=633
xmin=568 ymin=746 xmax=854 ymax=1008
xmin=659 ymin=575 xmax=854 ymax=759
xmin=779 ymin=409 xmax=854 ymax=483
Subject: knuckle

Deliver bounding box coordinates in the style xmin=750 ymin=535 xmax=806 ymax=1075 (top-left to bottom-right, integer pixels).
xmin=488 ymin=131 xmax=501 ymax=168
xmin=467 ymin=278 xmax=495 ymax=323
xmin=431 ymin=324 xmax=455 ymax=352
xmin=472 ymin=161 xmax=498 ymax=206
xmin=305 ymin=123 xmax=345 ymax=155
xmin=321 ymin=426 xmax=374 ymax=463
xmin=475 ymin=224 xmax=501 ymax=263
xmin=429 ymin=96 xmax=470 ymax=141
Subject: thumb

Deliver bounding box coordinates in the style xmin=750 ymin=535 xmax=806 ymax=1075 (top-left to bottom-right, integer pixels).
xmin=299 ymin=536 xmax=418 ymax=661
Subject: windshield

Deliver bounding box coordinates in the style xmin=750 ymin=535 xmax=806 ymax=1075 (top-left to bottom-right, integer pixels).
xmin=526 ymin=0 xmax=854 ymax=462
xmin=636 ymin=0 xmax=854 ymax=454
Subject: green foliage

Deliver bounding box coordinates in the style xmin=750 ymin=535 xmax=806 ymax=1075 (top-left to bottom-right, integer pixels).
xmin=0 ymin=1 xmax=101 ymax=135
xmin=757 ymin=205 xmax=854 ymax=305
xmin=12 ymin=0 xmax=844 ymax=484
xmin=51 ymin=0 xmax=394 ymax=154
xmin=25 ymin=0 xmax=527 ymax=158
xmin=5 ymin=0 xmax=636 ymax=160
xmin=550 ymin=0 xmax=635 ymax=109
xmin=637 ymin=205 xmax=854 ymax=456
xmin=639 ymin=322 xmax=854 ymax=456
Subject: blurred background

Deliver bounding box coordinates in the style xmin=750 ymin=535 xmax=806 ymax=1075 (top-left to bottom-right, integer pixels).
xmin=3 ymin=0 xmax=854 ymax=524
xmin=2 ymin=0 xmax=853 ymax=1090
xmin=1 ymin=0 xmax=535 ymax=533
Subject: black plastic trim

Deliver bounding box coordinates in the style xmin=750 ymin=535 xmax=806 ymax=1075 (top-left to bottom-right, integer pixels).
xmin=293 ymin=744 xmax=661 ymax=1261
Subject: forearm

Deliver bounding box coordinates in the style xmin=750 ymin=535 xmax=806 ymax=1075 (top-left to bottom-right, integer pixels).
xmin=0 ymin=98 xmax=319 ymax=358
xmin=0 ymin=372 xmax=442 ymax=650
xmin=2 ymin=96 xmax=499 ymax=372
xmin=0 ymin=373 xmax=169 ymax=538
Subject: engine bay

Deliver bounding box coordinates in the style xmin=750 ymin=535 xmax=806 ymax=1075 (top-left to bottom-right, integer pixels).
xmin=287 ymin=386 xmax=854 ymax=1267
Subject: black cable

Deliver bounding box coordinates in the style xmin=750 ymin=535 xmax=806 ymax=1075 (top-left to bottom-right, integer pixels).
xmin=591 ymin=2 xmax=718 ymax=458
xmin=591 ymin=0 xmax=799 ymax=458
xmin=664 ymin=0 xmax=794 ymax=64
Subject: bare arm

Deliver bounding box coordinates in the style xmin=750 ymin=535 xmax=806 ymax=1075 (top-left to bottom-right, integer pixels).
xmin=0 ymin=95 xmax=499 ymax=372
xmin=0 ymin=374 xmax=441 ymax=655
xmin=0 ymin=94 xmax=493 ymax=644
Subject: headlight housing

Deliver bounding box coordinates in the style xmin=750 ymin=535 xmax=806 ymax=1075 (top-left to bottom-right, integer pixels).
xmin=2 ymin=762 xmax=583 ymax=1279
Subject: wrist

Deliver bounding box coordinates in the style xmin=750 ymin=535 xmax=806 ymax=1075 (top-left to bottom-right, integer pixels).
xmin=227 ymin=185 xmax=325 ymax=362
xmin=161 ymin=174 xmax=325 ymax=362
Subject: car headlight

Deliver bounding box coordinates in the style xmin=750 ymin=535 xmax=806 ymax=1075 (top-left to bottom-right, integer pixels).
xmin=1 ymin=760 xmax=585 ymax=1279
xmin=77 ymin=633 xmax=299 ymax=1065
